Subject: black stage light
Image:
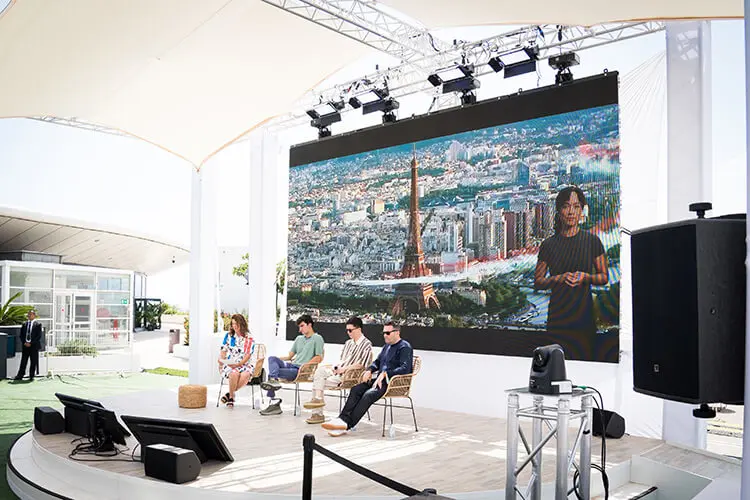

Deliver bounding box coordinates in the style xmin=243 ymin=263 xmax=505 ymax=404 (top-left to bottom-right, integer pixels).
xmin=307 ymin=102 xmax=341 ymax=139
xmin=488 ymin=56 xmax=505 ymax=73
xmin=437 ymin=64 xmax=480 ymax=95
xmin=427 ymin=74 xmax=442 ymax=87
xmin=460 ymin=92 xmax=477 ymax=106
xmin=443 ymin=76 xmax=480 ymax=94
xmin=549 ymin=51 xmax=580 ymax=85
xmin=503 ymin=46 xmax=540 ymax=78
xmin=329 ymin=99 xmax=346 ymax=111
xmin=549 ymin=51 xmax=580 ymax=71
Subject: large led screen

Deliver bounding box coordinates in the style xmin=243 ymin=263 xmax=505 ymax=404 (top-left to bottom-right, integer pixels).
xmin=288 ymin=73 xmax=620 ymax=362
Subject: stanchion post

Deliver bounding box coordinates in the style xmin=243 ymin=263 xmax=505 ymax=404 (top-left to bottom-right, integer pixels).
xmin=302 ymin=434 xmax=315 ymax=500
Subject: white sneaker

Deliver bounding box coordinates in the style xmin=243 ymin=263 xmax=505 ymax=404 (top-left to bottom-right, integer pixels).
xmin=328 ymin=429 xmax=348 ymax=437
xmin=321 ymin=418 xmax=348 ymax=431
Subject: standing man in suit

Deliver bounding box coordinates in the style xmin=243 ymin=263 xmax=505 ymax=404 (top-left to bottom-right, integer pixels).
xmin=15 ymin=310 xmax=42 ymax=381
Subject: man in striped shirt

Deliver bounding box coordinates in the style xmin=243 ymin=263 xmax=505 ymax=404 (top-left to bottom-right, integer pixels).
xmin=304 ymin=316 xmax=372 ymax=424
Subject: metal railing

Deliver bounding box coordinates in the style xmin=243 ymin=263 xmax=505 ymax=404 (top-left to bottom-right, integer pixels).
xmin=45 ymin=328 xmax=130 ymax=356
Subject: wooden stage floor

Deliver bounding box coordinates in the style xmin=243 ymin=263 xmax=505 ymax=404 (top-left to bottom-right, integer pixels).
xmin=34 ymin=387 xmax=663 ymax=497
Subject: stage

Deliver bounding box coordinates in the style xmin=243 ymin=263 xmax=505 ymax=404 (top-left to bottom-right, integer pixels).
xmin=6 ymin=386 xmax=732 ymax=499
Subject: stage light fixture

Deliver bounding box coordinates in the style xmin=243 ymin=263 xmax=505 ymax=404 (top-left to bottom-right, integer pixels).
xmin=427 ymin=74 xmax=442 ymax=87
xmin=365 ymin=97 xmax=400 ymax=124
xmin=306 ymin=102 xmax=342 ymax=139
xmin=350 ymin=87 xmax=400 ymax=123
xmin=549 ymin=51 xmax=580 ymax=85
xmin=488 ymin=56 xmax=505 ymax=73
xmin=502 ymin=46 xmax=539 ymax=78
xmin=429 ymin=64 xmax=480 ymax=102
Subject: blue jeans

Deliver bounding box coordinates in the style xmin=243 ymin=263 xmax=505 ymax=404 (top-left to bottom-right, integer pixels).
xmin=267 ymin=356 xmax=299 ymax=397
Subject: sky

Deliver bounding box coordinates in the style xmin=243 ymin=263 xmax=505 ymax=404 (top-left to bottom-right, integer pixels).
xmin=0 ymin=20 xmax=745 ymax=309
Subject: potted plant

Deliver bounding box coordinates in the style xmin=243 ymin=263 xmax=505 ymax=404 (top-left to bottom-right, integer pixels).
xmin=0 ymin=292 xmax=35 ymax=357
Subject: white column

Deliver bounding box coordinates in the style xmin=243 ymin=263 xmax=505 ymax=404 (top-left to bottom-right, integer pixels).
xmin=248 ymin=129 xmax=282 ymax=354
xmin=188 ymin=167 xmax=218 ymax=385
xmin=662 ymin=21 xmax=712 ymax=450
xmin=741 ymin=1 xmax=750 ymax=496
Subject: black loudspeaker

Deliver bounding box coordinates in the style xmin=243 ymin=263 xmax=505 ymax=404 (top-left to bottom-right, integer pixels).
xmin=64 ymin=406 xmax=91 ymax=437
xmin=144 ymin=444 xmax=201 ymax=484
xmin=592 ymin=409 xmax=625 ymax=439
xmin=34 ymin=406 xmax=64 ymax=435
xmin=631 ymin=209 xmax=746 ymax=405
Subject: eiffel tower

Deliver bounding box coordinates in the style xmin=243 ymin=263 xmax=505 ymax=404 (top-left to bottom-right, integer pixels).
xmin=392 ymin=146 xmax=440 ymax=316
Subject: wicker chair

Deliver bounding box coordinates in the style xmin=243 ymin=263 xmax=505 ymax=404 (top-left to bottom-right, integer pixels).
xmin=247 ymin=344 xmax=267 ymax=408
xmin=216 ymin=343 xmax=266 ymax=409
xmin=377 ymin=355 xmax=421 ymax=437
xmin=328 ymin=351 xmax=374 ymax=411
xmin=279 ymin=360 xmax=319 ymax=416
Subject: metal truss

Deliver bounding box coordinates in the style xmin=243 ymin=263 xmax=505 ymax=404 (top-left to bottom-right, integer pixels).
xmin=25 ymin=0 xmax=664 ymax=142
xmin=28 ymin=116 xmax=128 ymax=137
xmin=260 ymin=0 xmax=451 ymax=62
xmin=267 ymin=21 xmax=665 ymax=131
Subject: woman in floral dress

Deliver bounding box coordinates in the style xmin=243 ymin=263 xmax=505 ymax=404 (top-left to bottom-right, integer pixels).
xmin=217 ymin=314 xmax=255 ymax=407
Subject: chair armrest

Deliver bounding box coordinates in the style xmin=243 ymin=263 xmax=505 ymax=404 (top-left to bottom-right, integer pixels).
xmin=294 ymin=361 xmax=319 ymax=382
xmin=382 ymin=373 xmax=414 ymax=398
xmin=338 ymin=364 xmax=365 ymax=386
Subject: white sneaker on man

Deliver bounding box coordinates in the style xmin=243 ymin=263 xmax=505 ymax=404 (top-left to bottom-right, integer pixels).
xmin=328 ymin=428 xmax=348 ymax=437
xmin=321 ymin=418 xmax=347 ymax=431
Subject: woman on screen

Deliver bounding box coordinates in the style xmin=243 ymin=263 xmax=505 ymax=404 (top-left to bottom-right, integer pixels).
xmin=217 ymin=314 xmax=255 ymax=407
xmin=534 ymin=186 xmax=608 ymax=357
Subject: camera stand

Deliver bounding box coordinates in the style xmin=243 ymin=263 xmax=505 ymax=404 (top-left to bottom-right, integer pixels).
xmin=505 ymin=388 xmax=595 ymax=500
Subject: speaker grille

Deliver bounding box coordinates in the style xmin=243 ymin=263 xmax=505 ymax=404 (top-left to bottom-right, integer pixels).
xmin=632 ymin=224 xmax=699 ymax=401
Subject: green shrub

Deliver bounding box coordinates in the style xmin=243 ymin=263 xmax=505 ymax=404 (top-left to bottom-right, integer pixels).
xmin=49 ymin=339 xmax=98 ymax=357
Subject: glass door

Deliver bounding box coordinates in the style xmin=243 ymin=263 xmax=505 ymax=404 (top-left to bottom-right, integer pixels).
xmin=53 ymin=293 xmax=73 ymax=346
xmin=73 ymin=293 xmax=94 ymax=344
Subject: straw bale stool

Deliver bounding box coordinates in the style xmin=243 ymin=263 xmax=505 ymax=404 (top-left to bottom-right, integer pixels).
xmin=178 ymin=384 xmax=207 ymax=408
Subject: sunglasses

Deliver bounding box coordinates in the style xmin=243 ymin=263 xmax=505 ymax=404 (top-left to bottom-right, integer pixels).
xmin=346 ymin=328 xmax=354 ymax=332
xmin=382 ymin=330 xmax=393 ymax=335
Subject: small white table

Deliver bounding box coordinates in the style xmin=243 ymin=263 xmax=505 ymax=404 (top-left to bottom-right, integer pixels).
xmin=505 ymin=387 xmax=595 ymax=500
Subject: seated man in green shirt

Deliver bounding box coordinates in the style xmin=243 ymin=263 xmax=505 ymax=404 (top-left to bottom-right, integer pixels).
xmin=260 ymin=314 xmax=324 ymax=415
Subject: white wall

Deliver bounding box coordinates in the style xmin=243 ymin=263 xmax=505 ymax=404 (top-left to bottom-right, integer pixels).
xmin=218 ymin=246 xmax=250 ymax=314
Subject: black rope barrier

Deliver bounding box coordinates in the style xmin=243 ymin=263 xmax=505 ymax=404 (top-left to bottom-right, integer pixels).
xmin=302 ymin=434 xmax=448 ymax=500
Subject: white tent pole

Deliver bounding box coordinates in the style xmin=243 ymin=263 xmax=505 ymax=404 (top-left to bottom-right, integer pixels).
xmin=662 ymin=21 xmax=712 ymax=449
xmin=188 ymin=167 xmax=217 ymax=385
xmin=741 ymin=1 xmax=750 ymax=496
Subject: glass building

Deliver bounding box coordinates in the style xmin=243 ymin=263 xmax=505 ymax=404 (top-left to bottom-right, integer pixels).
xmin=1 ymin=260 xmax=133 ymax=353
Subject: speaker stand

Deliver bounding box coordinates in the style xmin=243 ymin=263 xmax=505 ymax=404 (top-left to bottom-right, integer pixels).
xmin=692 ymin=403 xmax=716 ymax=419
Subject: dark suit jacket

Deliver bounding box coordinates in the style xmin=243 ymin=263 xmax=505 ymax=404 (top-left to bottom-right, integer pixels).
xmin=20 ymin=321 xmax=43 ymax=350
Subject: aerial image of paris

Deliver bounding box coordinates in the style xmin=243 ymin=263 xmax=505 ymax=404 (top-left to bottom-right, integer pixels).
xmin=287 ymin=103 xmax=620 ymax=333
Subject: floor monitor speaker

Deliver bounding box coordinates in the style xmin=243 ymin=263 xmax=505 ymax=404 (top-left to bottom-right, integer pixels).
xmin=34 ymin=406 xmax=64 ymax=435
xmin=591 ymin=409 xmax=625 ymax=439
xmin=144 ymin=444 xmax=201 ymax=484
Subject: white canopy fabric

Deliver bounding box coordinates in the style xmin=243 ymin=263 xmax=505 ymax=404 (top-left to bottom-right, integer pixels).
xmin=0 ymin=0 xmax=371 ymax=167
xmin=381 ymin=0 xmax=742 ymax=27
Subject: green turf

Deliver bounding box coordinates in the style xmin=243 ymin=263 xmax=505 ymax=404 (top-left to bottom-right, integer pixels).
xmin=0 ymin=372 xmax=185 ymax=499
xmin=143 ymin=367 xmax=189 ymax=378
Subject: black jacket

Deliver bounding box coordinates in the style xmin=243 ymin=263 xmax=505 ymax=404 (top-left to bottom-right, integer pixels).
xmin=20 ymin=321 xmax=43 ymax=350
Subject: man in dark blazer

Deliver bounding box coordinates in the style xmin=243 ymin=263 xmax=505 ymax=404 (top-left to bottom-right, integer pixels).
xmin=15 ymin=310 xmax=43 ymax=381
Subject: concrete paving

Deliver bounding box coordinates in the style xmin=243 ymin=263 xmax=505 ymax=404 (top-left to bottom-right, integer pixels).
xmin=132 ymin=328 xmax=188 ymax=371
